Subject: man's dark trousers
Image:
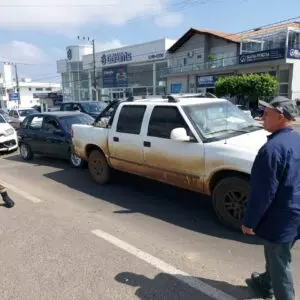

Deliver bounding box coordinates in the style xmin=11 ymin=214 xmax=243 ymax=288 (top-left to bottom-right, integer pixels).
xmin=260 ymin=239 xmax=296 ymax=300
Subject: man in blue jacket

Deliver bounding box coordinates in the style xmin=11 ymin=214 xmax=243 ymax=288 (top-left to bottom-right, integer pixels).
xmin=242 ymin=96 xmax=300 ymax=300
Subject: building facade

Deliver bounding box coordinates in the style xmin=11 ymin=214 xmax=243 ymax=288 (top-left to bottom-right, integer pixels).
xmin=0 ymin=63 xmax=61 ymax=109
xmin=56 ymin=39 xmax=176 ymax=102
xmin=164 ymin=22 xmax=300 ymax=100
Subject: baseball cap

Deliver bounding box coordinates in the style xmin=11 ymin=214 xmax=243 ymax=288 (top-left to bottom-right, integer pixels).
xmin=259 ymin=96 xmax=297 ymax=121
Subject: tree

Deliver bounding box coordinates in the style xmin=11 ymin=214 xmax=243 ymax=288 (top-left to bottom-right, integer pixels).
xmin=215 ymin=73 xmax=278 ymax=102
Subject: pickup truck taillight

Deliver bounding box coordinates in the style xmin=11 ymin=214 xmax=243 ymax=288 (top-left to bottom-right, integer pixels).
xmin=71 ymin=128 xmax=74 ymax=138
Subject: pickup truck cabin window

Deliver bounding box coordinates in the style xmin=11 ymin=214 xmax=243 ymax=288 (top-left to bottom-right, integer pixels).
xmin=116 ymin=105 xmax=146 ymax=135
xmin=148 ymin=106 xmax=189 ymax=139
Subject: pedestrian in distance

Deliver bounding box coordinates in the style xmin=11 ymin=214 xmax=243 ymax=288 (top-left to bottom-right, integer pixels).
xmin=0 ymin=184 xmax=15 ymax=208
xmin=242 ymin=96 xmax=300 ymax=300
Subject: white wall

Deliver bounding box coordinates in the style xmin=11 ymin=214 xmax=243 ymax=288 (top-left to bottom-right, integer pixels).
xmin=82 ymin=39 xmax=171 ymax=70
xmin=290 ymin=60 xmax=300 ymax=100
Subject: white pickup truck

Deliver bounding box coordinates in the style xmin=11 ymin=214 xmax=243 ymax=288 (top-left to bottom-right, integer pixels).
xmin=72 ymin=95 xmax=268 ymax=229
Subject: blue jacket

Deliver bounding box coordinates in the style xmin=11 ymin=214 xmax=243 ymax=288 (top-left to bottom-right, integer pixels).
xmin=243 ymin=127 xmax=300 ymax=243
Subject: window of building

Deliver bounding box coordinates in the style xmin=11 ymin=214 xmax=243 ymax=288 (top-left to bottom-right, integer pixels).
xmin=45 ymin=87 xmax=52 ymax=91
xmin=147 ymin=106 xmax=188 ymax=139
xmin=28 ymin=88 xmax=32 ymax=91
xmin=116 ymin=105 xmax=146 ymax=134
xmin=35 ymin=88 xmax=43 ymax=91
xmin=279 ymin=69 xmax=289 ymax=83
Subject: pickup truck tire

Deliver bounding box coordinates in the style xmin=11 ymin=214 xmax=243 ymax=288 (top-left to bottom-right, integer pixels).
xmin=212 ymin=176 xmax=248 ymax=229
xmin=88 ymin=150 xmax=111 ymax=184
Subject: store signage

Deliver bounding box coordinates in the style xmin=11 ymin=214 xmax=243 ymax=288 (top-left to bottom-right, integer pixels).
xmin=148 ymin=52 xmax=165 ymax=60
xmin=287 ymin=48 xmax=300 ymax=59
xmin=8 ymin=92 xmax=18 ymax=101
xmin=197 ymin=75 xmax=216 ymax=88
xmin=101 ymin=51 xmax=132 ymax=65
xmin=103 ymin=66 xmax=128 ymax=88
xmin=239 ymin=48 xmax=286 ymax=64
xmin=67 ymin=48 xmax=72 ymax=60
xmin=239 ymin=48 xmax=285 ymax=64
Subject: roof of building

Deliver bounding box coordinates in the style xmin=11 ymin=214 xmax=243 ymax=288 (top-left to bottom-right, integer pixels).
xmin=240 ymin=21 xmax=300 ymax=39
xmin=167 ymin=27 xmax=240 ymax=53
xmin=167 ymin=21 xmax=300 ymax=53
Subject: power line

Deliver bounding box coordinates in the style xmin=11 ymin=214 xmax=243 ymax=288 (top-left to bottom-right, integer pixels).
xmin=4 ymin=16 xmax=299 ymax=87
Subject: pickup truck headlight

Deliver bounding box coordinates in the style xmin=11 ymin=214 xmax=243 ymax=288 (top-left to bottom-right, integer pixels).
xmin=4 ymin=128 xmax=15 ymax=136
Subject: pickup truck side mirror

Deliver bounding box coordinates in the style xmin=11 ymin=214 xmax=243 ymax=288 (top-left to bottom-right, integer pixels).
xmin=170 ymin=127 xmax=191 ymax=142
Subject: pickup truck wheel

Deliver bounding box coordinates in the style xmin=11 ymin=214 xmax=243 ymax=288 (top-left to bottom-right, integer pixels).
xmin=88 ymin=150 xmax=111 ymax=184
xmin=212 ymin=177 xmax=248 ymax=229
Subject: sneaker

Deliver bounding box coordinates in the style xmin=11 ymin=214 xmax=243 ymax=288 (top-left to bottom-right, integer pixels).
xmin=1 ymin=192 xmax=15 ymax=208
xmin=250 ymin=272 xmax=274 ymax=299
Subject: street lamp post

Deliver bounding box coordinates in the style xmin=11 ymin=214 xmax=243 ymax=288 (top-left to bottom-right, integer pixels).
xmin=77 ymin=36 xmax=98 ymax=101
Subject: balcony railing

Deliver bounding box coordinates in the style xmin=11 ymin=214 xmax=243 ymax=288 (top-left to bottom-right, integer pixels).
xmin=161 ymin=56 xmax=239 ymax=76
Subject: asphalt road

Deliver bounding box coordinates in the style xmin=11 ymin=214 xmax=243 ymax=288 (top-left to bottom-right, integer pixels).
xmin=0 ymin=151 xmax=299 ymax=300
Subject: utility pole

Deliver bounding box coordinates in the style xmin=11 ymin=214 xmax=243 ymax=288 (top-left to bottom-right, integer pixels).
xmin=78 ymin=36 xmax=98 ymax=101
xmin=14 ymin=63 xmax=20 ymax=108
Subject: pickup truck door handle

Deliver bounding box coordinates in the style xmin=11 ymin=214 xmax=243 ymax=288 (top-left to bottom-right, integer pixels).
xmin=143 ymin=141 xmax=151 ymax=148
xmin=113 ymin=136 xmax=119 ymax=142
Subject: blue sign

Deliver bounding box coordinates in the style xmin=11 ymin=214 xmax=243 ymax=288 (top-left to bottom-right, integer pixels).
xmin=9 ymin=92 xmax=18 ymax=101
xmin=287 ymin=48 xmax=300 ymax=59
xmin=103 ymin=66 xmax=128 ymax=88
xmin=101 ymin=51 xmax=132 ymax=65
xmin=67 ymin=48 xmax=72 ymax=60
xmin=239 ymin=48 xmax=285 ymax=64
xmin=170 ymin=83 xmax=182 ymax=94
xmin=197 ymin=75 xmax=216 ymax=88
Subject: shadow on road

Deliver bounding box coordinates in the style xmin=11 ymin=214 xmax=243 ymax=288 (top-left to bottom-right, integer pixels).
xmin=3 ymin=154 xmax=260 ymax=245
xmin=115 ymin=271 xmax=256 ymax=300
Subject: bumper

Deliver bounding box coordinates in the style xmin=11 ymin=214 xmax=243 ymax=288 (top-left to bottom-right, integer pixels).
xmin=0 ymin=135 xmax=18 ymax=152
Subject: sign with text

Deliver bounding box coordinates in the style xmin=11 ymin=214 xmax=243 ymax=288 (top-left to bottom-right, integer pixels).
xmin=287 ymin=48 xmax=300 ymax=59
xmin=101 ymin=51 xmax=132 ymax=65
xmin=239 ymin=48 xmax=285 ymax=64
xmin=103 ymin=66 xmax=128 ymax=88
xmin=197 ymin=75 xmax=216 ymax=88
xmin=148 ymin=52 xmax=165 ymax=60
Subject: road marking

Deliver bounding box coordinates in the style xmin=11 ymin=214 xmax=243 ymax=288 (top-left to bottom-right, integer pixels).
xmin=92 ymin=229 xmax=237 ymax=300
xmin=0 ymin=180 xmax=42 ymax=203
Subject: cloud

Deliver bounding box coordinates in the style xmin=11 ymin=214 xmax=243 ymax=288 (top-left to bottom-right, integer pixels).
xmin=0 ymin=0 xmax=170 ymax=30
xmin=155 ymin=12 xmax=184 ymax=28
xmin=0 ymin=41 xmax=47 ymax=64
xmin=96 ymin=39 xmax=125 ymax=52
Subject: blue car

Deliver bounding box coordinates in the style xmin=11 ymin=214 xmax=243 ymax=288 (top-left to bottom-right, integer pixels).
xmin=18 ymin=111 xmax=94 ymax=167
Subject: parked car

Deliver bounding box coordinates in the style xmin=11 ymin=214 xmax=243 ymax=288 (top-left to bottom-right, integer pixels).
xmin=18 ymin=111 xmax=94 ymax=167
xmin=0 ymin=114 xmax=18 ymax=153
xmin=60 ymin=101 xmax=107 ymax=119
xmin=72 ymin=95 xmax=265 ymax=229
xmin=8 ymin=108 xmax=39 ymax=129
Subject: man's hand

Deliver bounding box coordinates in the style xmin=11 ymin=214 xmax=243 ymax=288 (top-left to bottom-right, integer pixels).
xmin=241 ymin=225 xmax=255 ymax=235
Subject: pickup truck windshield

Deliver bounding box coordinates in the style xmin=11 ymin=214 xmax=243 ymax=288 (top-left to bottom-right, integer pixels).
xmin=183 ymin=101 xmax=262 ymax=141
xmin=81 ymin=102 xmax=107 ymax=114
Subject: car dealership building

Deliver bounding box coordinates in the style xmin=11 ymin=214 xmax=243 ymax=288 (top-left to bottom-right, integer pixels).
xmin=56 ymin=39 xmax=176 ymax=102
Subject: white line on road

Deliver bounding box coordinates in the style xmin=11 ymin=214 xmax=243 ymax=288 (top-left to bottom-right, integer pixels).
xmin=0 ymin=180 xmax=42 ymax=203
xmin=92 ymin=229 xmax=237 ymax=300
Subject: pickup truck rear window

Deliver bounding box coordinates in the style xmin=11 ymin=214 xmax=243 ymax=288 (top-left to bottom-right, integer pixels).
xmin=116 ymin=105 xmax=146 ymax=135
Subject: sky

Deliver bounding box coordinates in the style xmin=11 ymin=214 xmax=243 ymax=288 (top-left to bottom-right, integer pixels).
xmin=0 ymin=0 xmax=299 ymax=83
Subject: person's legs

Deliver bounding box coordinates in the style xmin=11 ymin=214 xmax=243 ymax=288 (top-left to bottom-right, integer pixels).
xmin=264 ymin=240 xmax=295 ymax=300
xmin=0 ymin=184 xmax=14 ymax=208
